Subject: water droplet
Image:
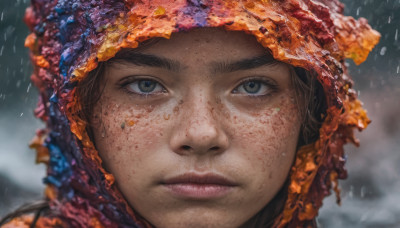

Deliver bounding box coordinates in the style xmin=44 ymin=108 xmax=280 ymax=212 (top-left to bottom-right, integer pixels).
xmin=20 ymin=113 xmax=24 ymax=117
xmin=388 ymin=16 xmax=391 ymax=24
xmin=360 ymin=186 xmax=366 ymax=198
xmin=395 ymin=29 xmax=398 ymax=41
xmin=1 ymin=12 xmax=3 ymax=21
xmin=349 ymin=185 xmax=354 ymax=198
xmin=26 ymin=83 xmax=32 ymax=93
xmin=356 ymin=7 xmax=361 ymax=16
xmin=163 ymin=113 xmax=171 ymax=120
xmin=380 ymin=46 xmax=387 ymax=56
xmin=397 ymin=65 xmax=399 ymax=74
xmin=16 ymin=80 xmax=21 ymax=88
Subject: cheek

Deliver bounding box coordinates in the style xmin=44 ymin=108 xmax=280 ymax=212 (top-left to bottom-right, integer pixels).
xmin=91 ymin=97 xmax=167 ymax=177
xmin=227 ymin=95 xmax=301 ymax=175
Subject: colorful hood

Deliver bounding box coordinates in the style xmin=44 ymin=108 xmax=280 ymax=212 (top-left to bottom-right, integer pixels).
xmin=21 ymin=0 xmax=379 ymax=227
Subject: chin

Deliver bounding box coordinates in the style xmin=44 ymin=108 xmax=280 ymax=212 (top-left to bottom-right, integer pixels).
xmin=149 ymin=209 xmax=246 ymax=228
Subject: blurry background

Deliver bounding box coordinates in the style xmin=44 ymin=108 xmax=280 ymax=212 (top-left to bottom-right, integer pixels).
xmin=0 ymin=0 xmax=399 ymax=227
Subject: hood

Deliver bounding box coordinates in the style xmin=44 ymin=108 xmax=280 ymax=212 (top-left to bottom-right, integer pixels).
xmin=24 ymin=0 xmax=379 ymax=227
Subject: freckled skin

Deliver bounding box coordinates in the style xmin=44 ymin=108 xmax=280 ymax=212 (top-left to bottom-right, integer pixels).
xmin=91 ymin=28 xmax=301 ymax=228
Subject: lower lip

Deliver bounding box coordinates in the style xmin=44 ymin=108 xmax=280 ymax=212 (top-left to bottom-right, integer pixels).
xmin=163 ymin=184 xmax=235 ymax=199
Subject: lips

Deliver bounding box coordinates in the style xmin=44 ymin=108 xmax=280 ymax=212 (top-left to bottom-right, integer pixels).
xmin=161 ymin=173 xmax=238 ymax=199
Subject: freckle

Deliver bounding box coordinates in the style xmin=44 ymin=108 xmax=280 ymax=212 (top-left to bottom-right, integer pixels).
xmin=160 ymin=132 xmax=163 ymax=136
xmin=173 ymin=106 xmax=179 ymax=113
xmin=269 ymin=172 xmax=273 ymax=179
xmin=179 ymin=99 xmax=184 ymax=104
xmin=163 ymin=113 xmax=171 ymax=120
xmin=135 ymin=145 xmax=138 ymax=149
xmin=117 ymin=146 xmax=122 ymax=151
xmin=128 ymin=120 xmax=135 ymax=126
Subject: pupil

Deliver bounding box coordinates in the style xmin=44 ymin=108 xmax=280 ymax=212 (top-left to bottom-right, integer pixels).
xmin=244 ymin=81 xmax=260 ymax=93
xmin=139 ymin=80 xmax=156 ymax=93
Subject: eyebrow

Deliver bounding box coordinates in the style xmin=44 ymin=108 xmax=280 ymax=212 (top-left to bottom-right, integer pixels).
xmin=109 ymin=50 xmax=181 ymax=72
xmin=211 ymin=54 xmax=277 ymax=74
xmin=109 ymin=49 xmax=277 ymax=74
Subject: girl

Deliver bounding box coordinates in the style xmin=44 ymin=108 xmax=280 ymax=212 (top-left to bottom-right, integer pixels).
xmin=1 ymin=0 xmax=379 ymax=227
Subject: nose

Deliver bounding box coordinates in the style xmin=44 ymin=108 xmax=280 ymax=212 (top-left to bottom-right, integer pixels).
xmin=169 ymin=97 xmax=229 ymax=156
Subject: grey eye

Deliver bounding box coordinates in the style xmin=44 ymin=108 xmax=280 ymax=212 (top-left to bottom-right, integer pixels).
xmin=126 ymin=79 xmax=165 ymax=95
xmin=243 ymin=81 xmax=261 ymax=94
xmin=233 ymin=79 xmax=273 ymax=96
xmin=138 ymin=80 xmax=157 ymax=93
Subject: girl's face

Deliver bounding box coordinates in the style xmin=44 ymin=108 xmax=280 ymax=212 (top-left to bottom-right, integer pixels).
xmin=91 ymin=28 xmax=301 ymax=228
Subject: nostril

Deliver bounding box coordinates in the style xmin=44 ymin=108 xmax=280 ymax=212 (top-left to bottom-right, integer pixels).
xmin=210 ymin=146 xmax=220 ymax=151
xmin=181 ymin=145 xmax=191 ymax=150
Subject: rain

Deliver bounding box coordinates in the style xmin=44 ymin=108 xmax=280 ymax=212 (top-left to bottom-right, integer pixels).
xmin=0 ymin=0 xmax=399 ymax=227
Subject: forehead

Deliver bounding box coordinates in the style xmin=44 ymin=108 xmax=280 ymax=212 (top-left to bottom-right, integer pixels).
xmin=136 ymin=28 xmax=269 ymax=61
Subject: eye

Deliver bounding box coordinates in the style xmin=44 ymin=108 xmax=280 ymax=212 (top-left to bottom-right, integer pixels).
xmin=124 ymin=79 xmax=165 ymax=95
xmin=232 ymin=79 xmax=276 ymax=96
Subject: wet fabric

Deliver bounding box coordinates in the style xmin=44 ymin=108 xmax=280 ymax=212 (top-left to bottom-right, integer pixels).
xmin=7 ymin=0 xmax=379 ymax=227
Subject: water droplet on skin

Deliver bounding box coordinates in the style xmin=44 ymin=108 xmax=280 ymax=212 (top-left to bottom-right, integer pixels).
xmin=163 ymin=113 xmax=171 ymax=120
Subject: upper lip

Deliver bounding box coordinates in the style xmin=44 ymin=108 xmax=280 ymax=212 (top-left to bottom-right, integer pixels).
xmin=162 ymin=172 xmax=238 ymax=186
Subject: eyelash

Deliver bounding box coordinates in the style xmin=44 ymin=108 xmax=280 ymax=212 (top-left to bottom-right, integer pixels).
xmin=119 ymin=77 xmax=167 ymax=97
xmin=118 ymin=77 xmax=278 ymax=99
xmin=232 ymin=77 xmax=278 ymax=99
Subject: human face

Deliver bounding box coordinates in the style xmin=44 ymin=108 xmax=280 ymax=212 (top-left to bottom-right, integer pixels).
xmin=91 ymin=28 xmax=301 ymax=228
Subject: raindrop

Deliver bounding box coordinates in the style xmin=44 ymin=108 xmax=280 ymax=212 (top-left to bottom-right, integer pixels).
xmin=395 ymin=29 xmax=398 ymax=41
xmin=27 ymin=83 xmax=32 ymax=93
xmin=356 ymin=7 xmax=361 ymax=16
xmin=388 ymin=16 xmax=391 ymax=24
xmin=20 ymin=113 xmax=24 ymax=117
xmin=349 ymin=185 xmax=354 ymax=198
xmin=16 ymin=80 xmax=21 ymax=88
xmin=361 ymin=186 xmax=366 ymax=198
xmin=0 ymin=45 xmax=4 ymax=56
xmin=13 ymin=45 xmax=16 ymax=54
xmin=397 ymin=66 xmax=399 ymax=74
xmin=380 ymin=46 xmax=387 ymax=56
xmin=1 ymin=12 xmax=3 ymax=21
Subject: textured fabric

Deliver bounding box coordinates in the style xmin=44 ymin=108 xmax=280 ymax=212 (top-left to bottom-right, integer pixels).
xmin=17 ymin=0 xmax=380 ymax=227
